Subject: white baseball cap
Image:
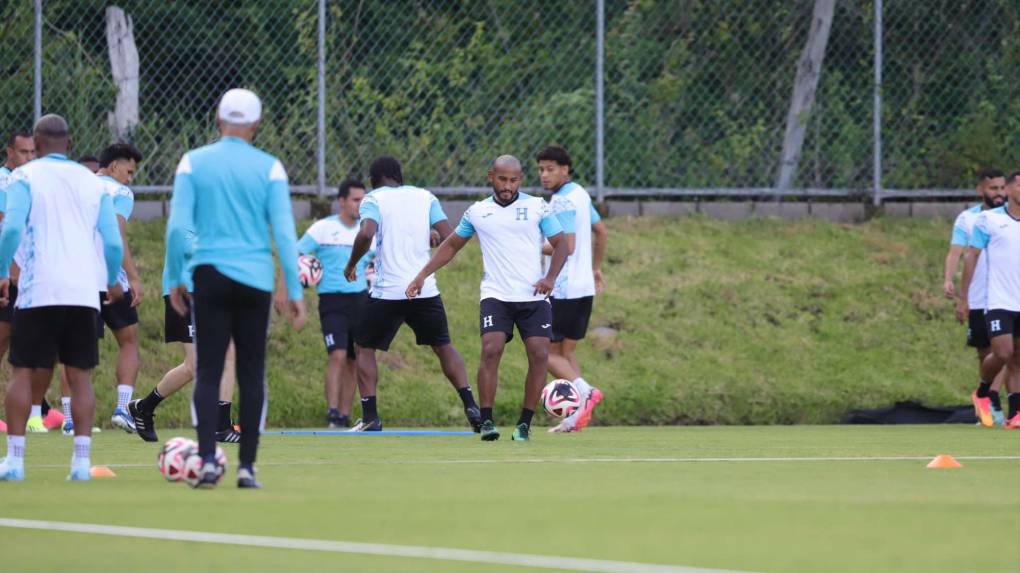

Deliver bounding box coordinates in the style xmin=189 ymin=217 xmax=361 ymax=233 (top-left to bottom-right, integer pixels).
xmin=217 ymin=88 xmax=262 ymax=124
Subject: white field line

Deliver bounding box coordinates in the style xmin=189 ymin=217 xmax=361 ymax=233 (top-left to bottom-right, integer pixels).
xmin=32 ymin=454 xmax=1020 ymax=470
xmin=0 ymin=518 xmax=750 ymax=573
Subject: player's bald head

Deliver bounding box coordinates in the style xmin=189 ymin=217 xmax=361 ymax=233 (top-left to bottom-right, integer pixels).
xmin=490 ymin=154 xmax=522 ymax=173
xmin=33 ymin=114 xmax=71 ymax=155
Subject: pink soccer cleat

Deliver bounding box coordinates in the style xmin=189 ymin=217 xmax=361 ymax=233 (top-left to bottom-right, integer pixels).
xmin=1006 ymin=413 xmax=1020 ymax=430
xmin=0 ymin=419 xmax=6 ymax=433
xmin=43 ymin=409 xmax=65 ymax=430
xmin=971 ymin=392 xmax=994 ymax=428
xmin=573 ymin=388 xmax=603 ymax=431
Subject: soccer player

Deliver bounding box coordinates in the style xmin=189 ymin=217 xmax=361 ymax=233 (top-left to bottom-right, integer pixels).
xmin=407 ymin=155 xmax=568 ymax=441
xmin=343 ymin=156 xmax=480 ymax=432
xmin=944 ymin=168 xmax=1008 ymax=426
xmin=166 ymin=88 xmax=305 ymax=489
xmin=126 ymin=231 xmax=240 ymax=443
xmin=535 ymin=145 xmax=608 ymax=433
xmin=960 ymin=170 xmax=1020 ymax=429
xmin=77 ymin=155 xmax=100 ymax=173
xmin=298 ymin=178 xmax=374 ymax=428
xmin=0 ymin=114 xmax=124 ymax=481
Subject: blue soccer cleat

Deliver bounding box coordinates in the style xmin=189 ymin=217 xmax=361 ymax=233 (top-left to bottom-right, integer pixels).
xmin=111 ymin=407 xmax=136 ymax=434
xmin=67 ymin=458 xmax=91 ymax=481
xmin=0 ymin=457 xmax=25 ymax=481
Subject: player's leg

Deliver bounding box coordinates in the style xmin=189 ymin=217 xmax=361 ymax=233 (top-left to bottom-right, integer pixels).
xmin=26 ymin=375 xmax=49 ymax=433
xmin=513 ymin=300 xmax=554 ymax=441
xmin=549 ymin=297 xmax=601 ymax=431
xmin=969 ymin=310 xmax=1000 ymax=426
xmin=338 ymin=351 xmax=358 ymax=426
xmin=477 ymin=332 xmax=507 ymax=441
xmin=0 ymin=367 xmax=36 ymax=480
xmin=216 ymin=341 xmax=240 ymax=442
xmin=349 ymin=297 xmax=404 ymax=431
xmin=409 ymin=295 xmax=479 ymax=429
xmin=57 ymin=305 xmax=103 ymax=480
xmin=226 ymin=279 xmax=272 ymax=488
xmin=1003 ymin=322 xmax=1020 ymax=428
xmin=104 ymin=290 xmax=139 ymax=433
xmin=130 ymin=296 xmax=195 ymax=441
xmin=190 ymin=266 xmax=234 ymax=483
xmin=319 ymin=294 xmax=347 ymax=427
xmin=324 ymin=349 xmax=344 ymax=425
xmin=352 ymin=346 xmax=380 ymax=430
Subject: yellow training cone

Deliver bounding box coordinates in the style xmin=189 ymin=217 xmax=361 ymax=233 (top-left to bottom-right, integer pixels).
xmin=90 ymin=465 xmax=117 ymax=478
xmin=926 ymin=455 xmax=962 ymax=469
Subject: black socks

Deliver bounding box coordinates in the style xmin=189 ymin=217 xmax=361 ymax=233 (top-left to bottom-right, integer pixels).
xmin=361 ymin=396 xmax=378 ymax=421
xmin=217 ymin=401 xmax=232 ymax=431
xmin=976 ymin=380 xmax=991 ymax=398
xmin=138 ymin=389 xmax=165 ymax=414
xmin=457 ymin=386 xmax=477 ymax=409
xmin=517 ymin=408 xmax=534 ymax=427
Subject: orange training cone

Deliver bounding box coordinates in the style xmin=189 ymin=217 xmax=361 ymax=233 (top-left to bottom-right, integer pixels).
xmin=926 ymin=455 xmax=962 ymax=469
xmin=90 ymin=465 xmax=117 ymax=478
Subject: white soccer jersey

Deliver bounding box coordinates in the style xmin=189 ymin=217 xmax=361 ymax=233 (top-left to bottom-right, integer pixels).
xmin=455 ymin=193 xmax=563 ymax=302
xmin=94 ymin=176 xmax=134 ymax=291
xmin=969 ymin=206 xmax=1020 ymax=312
xmin=359 ymin=185 xmax=447 ymax=300
xmin=951 ymin=204 xmax=990 ymax=309
xmin=8 ymin=155 xmax=110 ymax=310
xmin=549 ymin=182 xmax=596 ymax=299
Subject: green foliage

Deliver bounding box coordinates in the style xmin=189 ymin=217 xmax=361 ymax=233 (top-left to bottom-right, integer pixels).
xmin=0 ymin=216 xmax=977 ymax=428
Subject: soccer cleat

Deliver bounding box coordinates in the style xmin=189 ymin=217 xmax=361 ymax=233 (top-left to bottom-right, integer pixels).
xmin=347 ymin=418 xmax=383 ymax=432
xmin=237 ymin=467 xmax=262 ymax=489
xmin=327 ymin=410 xmax=348 ymax=429
xmin=511 ymin=423 xmax=530 ymax=441
xmin=111 ymin=407 xmax=136 ymax=433
xmin=0 ymin=457 xmax=25 ymax=481
xmin=62 ymin=420 xmax=74 ymax=436
xmin=1006 ymin=413 xmax=1020 ymax=430
xmin=26 ymin=416 xmax=47 ymax=433
xmin=0 ymin=420 xmax=6 ymax=433
xmin=43 ymin=409 xmax=65 ymax=430
xmin=479 ymin=420 xmax=500 ymax=441
xmin=465 ymin=406 xmax=482 ymax=433
xmin=992 ymin=408 xmax=1006 ymax=427
xmin=128 ymin=400 xmax=158 ymax=442
xmin=573 ymin=387 xmax=604 ymax=431
xmin=547 ymin=418 xmax=577 ymax=433
xmin=192 ymin=462 xmax=221 ymax=489
xmin=216 ymin=428 xmax=242 ymax=443
xmin=971 ymin=392 xmax=994 ymax=428
xmin=66 ymin=458 xmax=90 ymax=481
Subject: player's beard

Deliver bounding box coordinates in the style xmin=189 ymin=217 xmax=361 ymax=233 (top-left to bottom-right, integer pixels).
xmin=983 ymin=194 xmax=1005 ymax=208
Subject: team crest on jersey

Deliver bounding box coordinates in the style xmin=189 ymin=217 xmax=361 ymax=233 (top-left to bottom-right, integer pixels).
xmin=516 ymin=208 xmax=528 ymax=221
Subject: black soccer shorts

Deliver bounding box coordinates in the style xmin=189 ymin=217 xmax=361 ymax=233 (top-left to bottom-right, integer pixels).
xmin=986 ymin=309 xmax=1020 ymax=340
xmin=319 ymin=291 xmax=368 ymax=358
xmin=550 ymin=296 xmax=594 ymax=342
xmin=355 ymin=295 xmax=452 ymax=351
xmin=480 ymin=297 xmax=553 ymax=343
xmin=9 ymin=305 xmax=100 ymax=369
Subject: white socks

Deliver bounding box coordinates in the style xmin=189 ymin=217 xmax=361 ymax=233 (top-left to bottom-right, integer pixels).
xmin=7 ymin=435 xmax=25 ymax=460
xmin=29 ymin=405 xmax=41 ymax=418
xmin=62 ymin=397 xmax=73 ymax=424
xmin=72 ymin=436 xmax=91 ymax=461
xmin=572 ymin=377 xmax=593 ymax=395
xmin=116 ymin=385 xmax=133 ymax=410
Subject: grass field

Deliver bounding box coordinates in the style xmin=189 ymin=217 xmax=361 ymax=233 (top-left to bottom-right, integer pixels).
xmin=0 ymin=426 xmax=1016 ymax=572
xmin=0 ymin=215 xmax=984 ymax=428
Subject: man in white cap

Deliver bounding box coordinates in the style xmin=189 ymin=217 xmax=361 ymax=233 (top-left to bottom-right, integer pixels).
xmin=165 ymin=88 xmax=305 ymax=489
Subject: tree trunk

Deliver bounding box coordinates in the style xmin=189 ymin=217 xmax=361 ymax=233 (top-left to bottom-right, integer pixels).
xmin=106 ymin=6 xmax=139 ymax=142
xmin=776 ymin=0 xmax=836 ymax=190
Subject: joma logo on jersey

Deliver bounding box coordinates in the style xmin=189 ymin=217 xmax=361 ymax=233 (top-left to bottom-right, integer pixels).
xmin=516 ymin=208 xmax=528 ymax=221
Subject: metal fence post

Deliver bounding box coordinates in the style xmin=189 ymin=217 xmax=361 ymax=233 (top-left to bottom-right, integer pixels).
xmin=34 ymin=0 xmax=43 ymax=123
xmin=316 ymin=0 xmax=327 ymax=197
xmin=594 ymin=0 xmax=605 ymax=204
xmin=872 ymin=0 xmax=883 ymax=207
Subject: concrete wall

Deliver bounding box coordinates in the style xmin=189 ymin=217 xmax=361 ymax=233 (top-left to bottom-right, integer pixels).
xmin=132 ymin=199 xmax=972 ymax=223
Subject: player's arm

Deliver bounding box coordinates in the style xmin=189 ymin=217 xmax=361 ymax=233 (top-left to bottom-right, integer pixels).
xmin=591 ymin=205 xmax=607 ymax=294
xmin=98 ymin=194 xmax=125 ymax=302
xmin=943 ymin=217 xmax=969 ymax=299
xmin=958 ymin=247 xmax=981 ymax=323
xmin=266 ymin=160 xmax=305 ymax=329
xmin=407 ymin=233 xmax=469 ymax=299
xmin=346 ymin=219 xmax=377 ymax=282
xmin=166 ymin=155 xmax=198 ymax=315
xmin=534 ymin=211 xmax=567 ymax=295
xmin=0 ymin=180 xmax=30 ymax=305
xmin=429 ymin=194 xmax=452 ymax=242
xmin=117 ymin=213 xmax=144 ymax=307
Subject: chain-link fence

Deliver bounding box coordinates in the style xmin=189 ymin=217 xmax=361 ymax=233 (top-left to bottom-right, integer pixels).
xmin=1 ymin=0 xmax=1017 ymax=202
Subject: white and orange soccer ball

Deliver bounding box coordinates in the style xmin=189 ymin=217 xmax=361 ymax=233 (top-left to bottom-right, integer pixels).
xmin=181 ymin=446 xmax=228 ymax=488
xmin=541 ymin=379 xmax=583 ymax=418
xmin=158 ymin=437 xmax=196 ymax=483
xmin=298 ymin=255 xmax=324 ymax=288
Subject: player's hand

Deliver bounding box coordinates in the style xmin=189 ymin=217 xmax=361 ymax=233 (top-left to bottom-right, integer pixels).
xmin=406 ymin=276 xmax=425 ymax=299
xmin=955 ymin=299 xmax=968 ymax=324
xmin=0 ymin=278 xmax=10 ymax=308
xmin=533 ymin=276 xmax=555 ymax=296
xmin=128 ymin=277 xmax=144 ymax=308
xmin=106 ymin=283 xmax=125 ymax=304
xmin=594 ymin=269 xmax=606 ymax=295
xmin=288 ymin=299 xmax=307 ymax=329
xmin=169 ymin=285 xmax=189 ymax=317
xmin=344 ymin=263 xmax=358 ymax=283
xmin=430 ymin=229 xmax=441 ymax=248
xmin=273 ymin=287 xmax=289 ymax=317
xmin=942 ymin=279 xmax=956 ymax=300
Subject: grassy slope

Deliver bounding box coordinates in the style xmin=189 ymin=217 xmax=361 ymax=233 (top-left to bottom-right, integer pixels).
xmin=1 ymin=216 xmax=977 ymax=427
xmin=0 ymin=427 xmax=1017 ymax=573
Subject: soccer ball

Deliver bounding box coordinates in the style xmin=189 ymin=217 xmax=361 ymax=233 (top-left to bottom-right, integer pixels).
xmin=181 ymin=446 xmax=228 ymax=488
xmin=158 ymin=436 xmax=196 ymax=483
xmin=541 ymin=379 xmax=583 ymax=418
xmin=298 ymin=255 xmax=324 ymax=288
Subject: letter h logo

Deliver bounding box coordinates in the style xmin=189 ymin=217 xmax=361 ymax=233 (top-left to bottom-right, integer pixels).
xmin=516 ymin=207 xmax=528 ymax=221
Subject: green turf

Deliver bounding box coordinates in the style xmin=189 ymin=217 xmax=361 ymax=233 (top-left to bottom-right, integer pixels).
xmin=2 ymin=215 xmax=984 ymax=427
xmin=1 ymin=426 xmax=1017 ymax=572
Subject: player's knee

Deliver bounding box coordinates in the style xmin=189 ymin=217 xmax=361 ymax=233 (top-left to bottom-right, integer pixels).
xmin=991 ymin=345 xmax=1014 ymax=364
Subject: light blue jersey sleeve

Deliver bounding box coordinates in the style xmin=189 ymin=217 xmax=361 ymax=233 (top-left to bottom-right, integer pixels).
xmin=553 ymin=200 xmax=577 ymax=233
xmin=97 ymin=194 xmax=124 ymax=285
xmin=360 ymin=195 xmax=381 ymax=223
xmin=266 ymin=168 xmax=303 ymax=301
xmin=454 ymin=212 xmax=475 ymax=238
xmin=540 ymin=211 xmax=563 ymax=237
xmin=0 ymin=180 xmax=30 ymax=277
xmin=589 ymin=204 xmax=602 ymax=224
xmin=297 ymin=232 xmax=319 ymax=255
xmin=950 ymin=223 xmax=969 ymax=247
xmin=0 ymin=189 xmax=6 ymax=215
xmin=113 ymin=192 xmax=134 ymax=221
xmin=969 ymin=219 xmax=990 ymax=249
xmin=166 ymin=155 xmax=198 ymax=290
xmin=429 ymin=196 xmax=447 ymax=226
